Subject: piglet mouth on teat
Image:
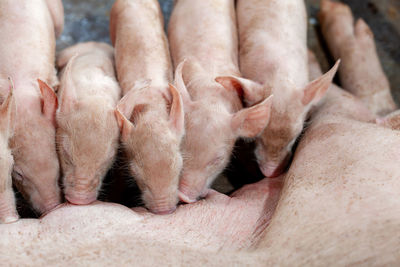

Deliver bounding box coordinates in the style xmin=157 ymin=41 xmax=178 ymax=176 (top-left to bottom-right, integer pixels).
xmin=65 ymin=192 xmax=97 ymax=205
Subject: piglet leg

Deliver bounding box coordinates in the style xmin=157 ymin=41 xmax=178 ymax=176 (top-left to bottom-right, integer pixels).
xmin=319 ymin=0 xmax=397 ymax=116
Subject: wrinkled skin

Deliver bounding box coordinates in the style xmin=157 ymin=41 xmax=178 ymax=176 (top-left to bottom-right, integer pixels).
xmin=319 ymin=0 xmax=397 ymax=116
xmin=220 ymin=0 xmax=339 ymax=178
xmin=110 ymin=0 xmax=185 ymax=214
xmin=56 ymin=42 xmax=121 ymax=205
xmin=0 ymin=85 xmax=17 ymax=223
xmin=0 ymin=0 xmax=63 ymax=214
xmin=168 ymin=0 xmax=273 ymax=203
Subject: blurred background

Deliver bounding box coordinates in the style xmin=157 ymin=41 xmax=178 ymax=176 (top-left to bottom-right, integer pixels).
xmin=58 ymin=0 xmax=400 ymax=100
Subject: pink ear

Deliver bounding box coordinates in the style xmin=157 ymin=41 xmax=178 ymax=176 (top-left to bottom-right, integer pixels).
xmin=168 ymin=83 xmax=185 ymax=137
xmin=38 ymin=79 xmax=58 ymax=124
xmin=215 ymin=76 xmax=265 ymax=106
xmin=302 ymin=60 xmax=340 ymax=106
xmin=231 ymin=95 xmax=274 ymax=138
xmin=59 ymin=56 xmax=78 ymax=113
xmin=114 ymin=109 xmax=133 ymax=140
xmin=173 ymin=59 xmax=193 ymax=108
xmin=116 ymin=80 xmax=151 ymax=121
xmin=0 ymin=78 xmax=16 ymax=136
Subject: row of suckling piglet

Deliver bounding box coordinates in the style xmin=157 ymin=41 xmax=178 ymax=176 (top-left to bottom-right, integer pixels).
xmin=2 ymin=0 xmax=394 ymax=218
xmin=0 ymin=0 xmax=336 ymax=217
xmin=110 ymin=0 xmax=273 ymax=211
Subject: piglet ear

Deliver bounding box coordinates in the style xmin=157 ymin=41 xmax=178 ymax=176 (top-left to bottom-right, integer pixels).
xmin=231 ymin=95 xmax=274 ymax=138
xmin=116 ymin=79 xmax=151 ymax=120
xmin=114 ymin=109 xmax=133 ymax=140
xmin=115 ymin=80 xmax=151 ymax=139
xmin=59 ymin=55 xmax=78 ymax=113
xmin=302 ymin=60 xmax=340 ymax=106
xmin=0 ymin=78 xmax=16 ymax=136
xmin=215 ymin=76 xmax=265 ymax=106
xmin=173 ymin=59 xmax=193 ymax=109
xmin=168 ymin=83 xmax=185 ymax=137
xmin=38 ymin=79 xmax=58 ymax=125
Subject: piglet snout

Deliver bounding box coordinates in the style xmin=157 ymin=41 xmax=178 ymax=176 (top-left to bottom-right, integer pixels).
xmin=150 ymin=206 xmax=177 ymax=215
xmin=65 ymin=192 xmax=97 ymax=205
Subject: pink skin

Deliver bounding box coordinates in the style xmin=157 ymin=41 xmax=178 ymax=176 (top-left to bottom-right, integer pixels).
xmin=0 ymin=0 xmax=63 ymax=214
xmin=0 ymin=83 xmax=18 ymax=223
xmin=168 ymin=0 xmax=273 ymax=203
xmin=110 ymin=0 xmax=185 ymax=214
xmin=56 ymin=42 xmax=121 ymax=205
xmin=319 ymin=0 xmax=397 ymax=116
xmin=218 ymin=0 xmax=339 ymax=178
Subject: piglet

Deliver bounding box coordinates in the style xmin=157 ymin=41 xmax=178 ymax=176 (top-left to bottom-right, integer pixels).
xmin=319 ymin=0 xmax=397 ymax=116
xmin=56 ymin=42 xmax=121 ymax=205
xmin=216 ymin=0 xmax=339 ymax=177
xmin=110 ymin=0 xmax=184 ymax=214
xmin=0 ymin=0 xmax=64 ymax=213
xmin=168 ymin=0 xmax=273 ymax=203
xmin=0 ymin=79 xmax=17 ymax=223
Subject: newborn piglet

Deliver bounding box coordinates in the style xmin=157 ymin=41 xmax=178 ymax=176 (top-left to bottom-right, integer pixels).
xmin=218 ymin=0 xmax=339 ymax=177
xmin=1 ymin=0 xmax=64 ymax=214
xmin=110 ymin=0 xmax=184 ymax=214
xmin=169 ymin=0 xmax=273 ymax=203
xmin=0 ymin=79 xmax=17 ymax=223
xmin=56 ymin=42 xmax=121 ymax=205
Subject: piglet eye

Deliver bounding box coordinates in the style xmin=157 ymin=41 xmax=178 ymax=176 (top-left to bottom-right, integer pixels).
xmin=12 ymin=170 xmax=24 ymax=182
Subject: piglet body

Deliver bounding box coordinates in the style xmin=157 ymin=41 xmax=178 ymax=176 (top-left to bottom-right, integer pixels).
xmin=168 ymin=0 xmax=273 ymax=203
xmin=0 ymin=0 xmax=63 ymax=213
xmin=110 ymin=0 xmax=184 ymax=214
xmin=223 ymin=0 xmax=339 ymax=177
xmin=56 ymin=42 xmax=121 ymax=205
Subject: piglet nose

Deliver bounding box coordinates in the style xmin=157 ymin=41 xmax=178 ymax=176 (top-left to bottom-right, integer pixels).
xmin=65 ymin=192 xmax=97 ymax=205
xmin=151 ymin=206 xmax=177 ymax=215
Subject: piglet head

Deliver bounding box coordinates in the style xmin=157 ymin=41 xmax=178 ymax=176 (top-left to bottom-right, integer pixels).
xmin=175 ymin=60 xmax=273 ymax=203
xmin=11 ymin=79 xmax=61 ymax=214
xmin=217 ymin=61 xmax=340 ymax=177
xmin=115 ymin=80 xmax=184 ymax=214
xmin=0 ymin=79 xmax=18 ymax=222
xmin=56 ymin=57 xmax=120 ymax=205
